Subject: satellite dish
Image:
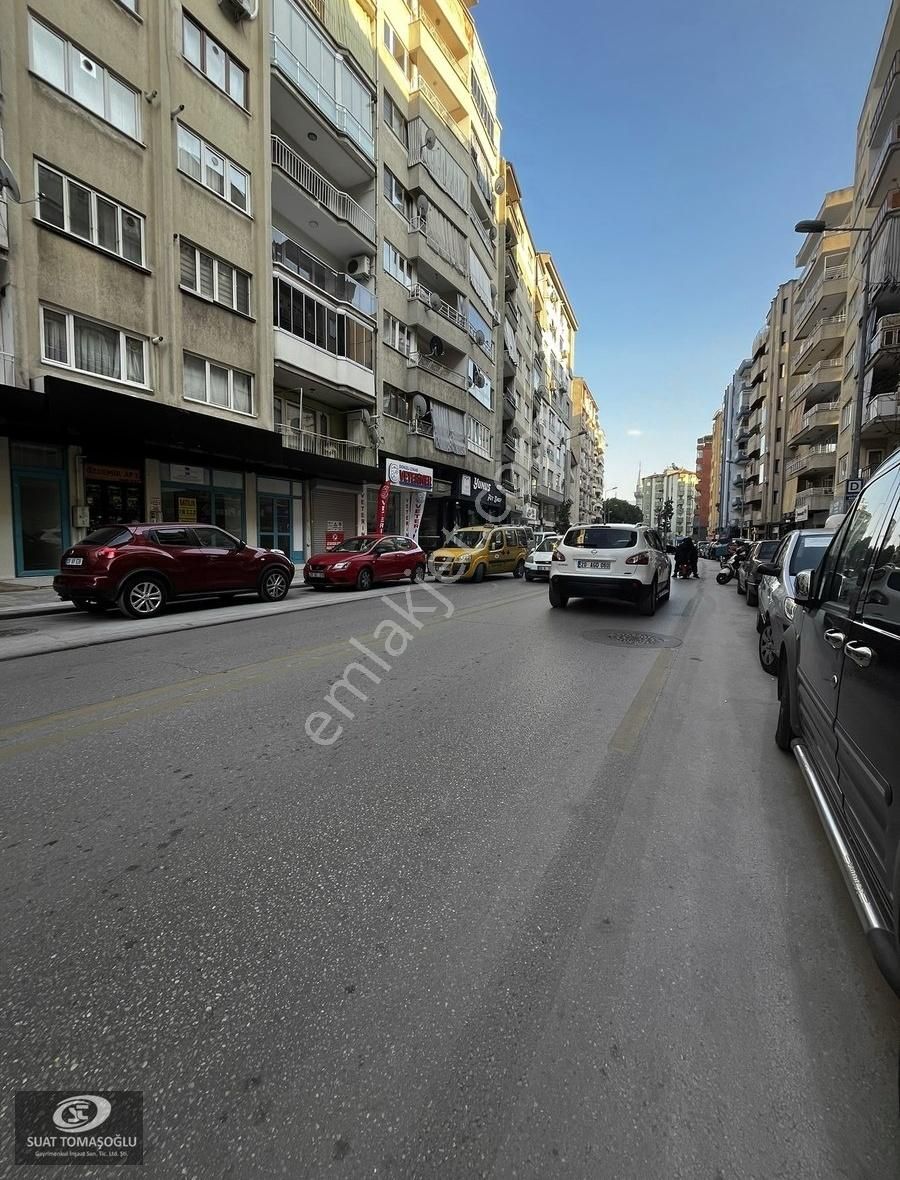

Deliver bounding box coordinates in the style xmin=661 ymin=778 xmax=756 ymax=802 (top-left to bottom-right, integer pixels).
xmin=429 ymin=291 xmax=442 ymax=312
xmin=416 ymin=194 xmax=429 ymax=216
xmin=489 ymin=225 xmax=497 ymax=242
xmin=411 ymin=393 xmax=429 ymax=417
xmin=475 ymin=329 xmax=486 ymax=347
xmin=429 ymin=335 xmax=444 ymax=358
xmin=510 ymin=425 xmax=520 ymax=439
xmin=0 ymin=157 xmax=22 ymax=204
xmin=424 ymin=128 xmax=436 ymax=150
xmin=494 ymin=175 xmax=506 ymax=195
xmin=473 ymin=369 xmax=486 ymax=389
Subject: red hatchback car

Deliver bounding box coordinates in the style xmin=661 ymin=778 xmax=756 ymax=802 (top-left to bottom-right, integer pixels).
xmin=304 ymin=534 xmax=426 ymax=591
xmin=54 ymin=524 xmax=295 ymax=619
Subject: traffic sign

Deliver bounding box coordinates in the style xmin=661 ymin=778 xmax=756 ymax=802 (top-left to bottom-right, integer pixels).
xmin=846 ymin=478 xmax=864 ymax=496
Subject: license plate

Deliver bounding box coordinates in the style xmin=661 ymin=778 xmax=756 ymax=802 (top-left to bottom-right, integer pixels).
xmin=64 ymin=557 xmax=83 ymax=566
xmin=309 ymin=572 xmax=325 ymax=580
xmin=577 ymin=560 xmax=611 ymax=570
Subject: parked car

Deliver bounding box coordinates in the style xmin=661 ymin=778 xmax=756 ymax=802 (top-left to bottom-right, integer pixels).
xmin=737 ymin=539 xmax=781 ymax=605
xmin=54 ymin=524 xmax=294 ymax=620
xmin=756 ymin=529 xmax=835 ymax=674
xmin=429 ymin=525 xmax=528 ymax=582
xmin=772 ymin=450 xmax=900 ymax=995
xmin=548 ymin=523 xmax=671 ymax=614
xmin=524 ymin=534 xmax=561 ymax=581
xmin=304 ymin=534 xmax=426 ymax=591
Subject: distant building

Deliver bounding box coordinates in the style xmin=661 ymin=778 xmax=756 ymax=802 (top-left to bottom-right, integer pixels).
xmin=640 ymin=466 xmax=698 ymax=539
xmin=694 ymin=434 xmax=712 ymax=537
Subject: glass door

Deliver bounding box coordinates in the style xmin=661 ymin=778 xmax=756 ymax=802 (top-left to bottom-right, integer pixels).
xmin=12 ymin=469 xmax=69 ymax=575
xmin=259 ymin=494 xmax=292 ymax=554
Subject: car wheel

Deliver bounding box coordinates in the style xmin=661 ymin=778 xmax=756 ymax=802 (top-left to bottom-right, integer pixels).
xmin=513 ymin=559 xmax=525 ymax=579
xmin=118 ymin=575 xmax=166 ymax=620
xmin=758 ymin=618 xmax=778 ymax=676
xmin=356 ymin=566 xmax=374 ymax=592
xmin=747 ymin=583 xmax=758 ymax=607
xmin=524 ymin=571 xmax=534 ymax=582
xmin=775 ymin=661 xmax=793 ymax=752
xmin=259 ymin=567 xmax=290 ymax=602
xmin=638 ymin=578 xmax=658 ymax=617
xmin=471 ymin=563 xmax=486 ymax=584
xmin=410 ymin=563 xmax=426 ymax=584
xmin=549 ymin=582 xmax=568 ymax=609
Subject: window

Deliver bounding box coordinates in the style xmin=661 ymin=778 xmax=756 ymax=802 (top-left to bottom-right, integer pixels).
xmin=468 ymin=358 xmax=492 ymax=410
xmin=470 ymin=68 xmax=495 ymax=142
xmin=383 ymin=20 xmax=410 ymax=78
xmin=467 ymin=416 xmax=493 ymax=459
xmin=838 ymin=454 xmax=849 ymax=481
xmin=818 ymin=473 xmax=897 ymax=611
xmin=384 ymin=168 xmax=411 ymax=218
xmin=183 ymin=353 xmax=253 ymax=414
xmin=384 ymin=91 xmax=408 ymax=145
xmin=273 ymin=277 xmax=374 ymax=370
xmin=176 ymin=124 xmax=249 ymax=212
xmin=40 ymin=305 xmax=147 ymax=386
xmin=782 ymin=298 xmax=788 ymax=314
xmin=36 ymin=163 xmax=144 ymax=266
xmin=29 ymin=17 xmax=140 ymax=139
xmin=155 ymin=527 xmax=194 ymax=547
xmin=565 ymin=527 xmax=637 ymax=549
xmin=779 ymin=363 xmax=786 ymax=379
xmin=182 ymin=14 xmax=248 ymax=109
xmin=383 ymin=311 xmax=411 ymax=356
xmin=776 ymin=427 xmax=782 ymax=443
xmin=180 ymin=240 xmax=250 ymax=315
xmin=193 ymin=526 xmax=240 ymax=550
xmin=384 ymin=384 xmax=408 ymax=420
xmin=774 ymin=459 xmax=780 ymax=474
xmin=383 ymin=239 xmax=413 ymax=288
xmin=780 ymin=331 xmax=786 ymax=346
xmin=863 ymin=501 xmax=900 ymax=629
xmin=841 ymin=401 xmax=853 ymax=430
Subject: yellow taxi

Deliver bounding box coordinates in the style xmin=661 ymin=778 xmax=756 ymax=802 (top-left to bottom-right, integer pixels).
xmin=429 ymin=525 xmax=529 ymax=583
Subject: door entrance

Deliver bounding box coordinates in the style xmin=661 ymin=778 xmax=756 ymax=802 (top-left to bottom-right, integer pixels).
xmin=258 ymin=494 xmax=292 ymax=554
xmin=12 ymin=469 xmax=69 ymax=575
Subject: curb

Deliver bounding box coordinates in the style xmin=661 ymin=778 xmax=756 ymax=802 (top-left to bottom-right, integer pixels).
xmin=0 ymin=602 xmax=74 ymax=620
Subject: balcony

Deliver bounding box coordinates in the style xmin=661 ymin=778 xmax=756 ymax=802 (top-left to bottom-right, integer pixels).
xmin=793 ymin=265 xmax=848 ymax=338
xmin=795 ymin=485 xmax=835 ymax=513
xmin=271 ymin=136 xmax=374 ymax=262
xmin=272 ymin=230 xmax=375 ymax=318
xmin=787 ymin=401 xmax=839 ymax=447
xmin=791 ymin=315 xmax=846 ymax=374
xmin=860 ymin=391 xmax=900 ymax=440
xmin=278 ymin=424 xmax=375 ymax=467
xmin=868 ymin=119 xmax=900 ymax=209
xmin=269 ymin=33 xmax=375 ymax=170
xmin=408 ymin=281 xmax=468 ymax=342
xmin=406 ymin=351 xmax=468 ymax=390
xmin=865 ymin=313 xmax=900 ymax=369
xmin=790 ymin=358 xmax=843 ymax=408
xmin=0 ymin=351 xmax=14 ymax=387
xmin=871 ymin=50 xmax=900 ymax=148
xmin=410 ymin=17 xmax=469 ymax=126
xmin=785 ymin=444 xmax=837 ymax=478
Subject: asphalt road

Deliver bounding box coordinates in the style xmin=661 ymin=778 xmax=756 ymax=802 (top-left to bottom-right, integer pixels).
xmin=1 ymin=568 xmax=898 ymax=1178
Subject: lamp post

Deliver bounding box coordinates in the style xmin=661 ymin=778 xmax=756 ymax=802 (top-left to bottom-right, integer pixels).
xmin=602 ymin=485 xmax=618 ymax=523
xmin=794 ymin=218 xmax=872 ymax=496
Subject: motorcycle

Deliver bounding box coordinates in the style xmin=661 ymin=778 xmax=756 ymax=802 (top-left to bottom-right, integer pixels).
xmin=674 ymin=560 xmax=693 ymax=579
xmin=716 ymin=550 xmax=746 ymax=585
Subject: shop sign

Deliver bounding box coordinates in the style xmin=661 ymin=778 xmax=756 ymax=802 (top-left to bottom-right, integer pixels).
xmin=455 ymin=473 xmax=506 ymax=515
xmin=794 ymin=506 xmax=809 ymax=522
xmin=325 ymin=521 xmax=344 ymax=550
xmin=170 ymin=464 xmax=207 ymax=485
xmin=386 ymin=459 xmax=433 ymax=491
xmin=84 ymin=464 xmax=142 ymax=483
xmin=178 ymin=496 xmax=198 ymax=523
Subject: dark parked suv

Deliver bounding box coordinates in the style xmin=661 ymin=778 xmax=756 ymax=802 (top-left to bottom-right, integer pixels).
xmin=773 ymin=450 xmax=900 ymax=995
xmin=54 ymin=524 xmax=295 ymax=619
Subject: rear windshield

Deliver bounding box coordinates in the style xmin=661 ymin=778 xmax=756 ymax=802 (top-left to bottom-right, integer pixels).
xmin=565 ymin=527 xmax=637 ymax=550
xmin=757 ymin=541 xmax=780 ymax=560
xmin=82 ymin=527 xmax=133 ymax=547
xmin=790 ymin=533 xmax=833 ymax=575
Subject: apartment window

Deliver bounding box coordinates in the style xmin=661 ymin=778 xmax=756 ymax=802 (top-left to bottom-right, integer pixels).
xmin=467 ymin=416 xmax=493 ymax=459
xmin=183 ymin=352 xmax=253 ymax=414
xmin=780 ymin=331 xmax=786 ymax=346
xmin=838 ymin=454 xmax=848 ymax=481
xmin=773 ymin=489 xmax=779 ymax=505
xmin=778 ymin=363 xmax=785 ymax=379
xmin=384 ymin=168 xmax=412 ymax=219
xmin=383 ymin=90 xmax=408 ymax=146
xmin=774 ymin=459 xmax=780 ymax=474
xmin=776 ymin=427 xmax=782 ymax=443
xmin=183 ymin=13 xmax=248 ymax=109
xmin=180 ymin=240 xmax=251 ymax=315
xmin=383 ymin=239 xmax=413 ymax=288
xmin=383 ymin=311 xmax=411 ymax=356
xmin=468 ymin=358 xmax=492 ymax=410
xmin=29 ymin=16 xmax=140 ymax=139
xmin=41 ymin=305 xmax=147 ymax=386
xmin=383 ymin=20 xmax=410 ymax=78
xmin=841 ymin=401 xmax=853 ymax=430
xmin=777 ymin=395 xmax=783 ymax=411
xmin=176 ymin=124 xmax=249 ymax=212
xmin=470 ymin=68 xmax=495 ymax=142
xmin=273 ymin=276 xmax=374 ymax=370
xmin=782 ymin=298 xmax=788 ymax=314
xmin=383 ymin=384 xmax=408 ymax=421
xmin=845 ymin=343 xmax=856 ymax=375
xmin=35 ymin=162 xmax=144 ymax=266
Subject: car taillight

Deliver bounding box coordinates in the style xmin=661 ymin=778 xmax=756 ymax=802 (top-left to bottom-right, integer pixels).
xmin=625 ymin=552 xmax=650 ymax=565
xmin=95 ymin=547 xmax=117 ymax=560
xmin=552 ymin=548 xmax=566 ymax=562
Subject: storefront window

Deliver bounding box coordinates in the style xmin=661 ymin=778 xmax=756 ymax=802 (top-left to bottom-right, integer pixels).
xmin=160 ymin=464 xmax=245 ymax=535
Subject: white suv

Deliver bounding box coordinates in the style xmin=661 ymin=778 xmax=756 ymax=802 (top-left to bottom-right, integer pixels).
xmin=549 ymin=523 xmax=672 ymax=615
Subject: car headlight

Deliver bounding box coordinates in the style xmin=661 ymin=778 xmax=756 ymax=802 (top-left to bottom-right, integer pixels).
xmin=332 ymin=561 xmax=350 ymax=571
xmin=783 ymin=597 xmax=796 ymax=621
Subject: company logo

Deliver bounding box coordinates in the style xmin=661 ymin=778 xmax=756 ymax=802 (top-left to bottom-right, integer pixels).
xmin=52 ymin=1095 xmax=112 ymax=1133
xmin=387 ymin=460 xmax=401 ymax=484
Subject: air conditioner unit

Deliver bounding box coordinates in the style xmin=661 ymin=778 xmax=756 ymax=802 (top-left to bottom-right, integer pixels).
xmin=219 ymin=0 xmax=255 ymax=21
xmin=347 ymin=254 xmax=372 ymax=279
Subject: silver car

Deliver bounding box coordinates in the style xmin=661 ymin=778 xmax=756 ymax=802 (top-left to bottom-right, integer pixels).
xmin=756 ymin=529 xmax=835 ymax=675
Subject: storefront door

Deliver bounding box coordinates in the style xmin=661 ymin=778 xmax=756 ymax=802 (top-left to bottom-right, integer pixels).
xmin=259 ymin=494 xmax=292 ymax=554
xmin=12 ymin=468 xmax=69 ymax=576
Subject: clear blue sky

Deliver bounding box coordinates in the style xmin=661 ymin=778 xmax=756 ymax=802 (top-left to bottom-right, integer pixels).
xmin=474 ymin=0 xmax=890 ymax=502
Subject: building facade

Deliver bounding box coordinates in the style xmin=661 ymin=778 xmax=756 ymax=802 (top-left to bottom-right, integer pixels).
xmin=639 ymin=466 xmax=698 ymax=540
xmin=707 ymin=409 xmax=723 ymax=535
xmin=693 ymin=433 xmax=711 ymax=537
xmin=570 ymin=377 xmax=604 ymax=522
xmin=0 ymin=0 xmax=592 ymax=579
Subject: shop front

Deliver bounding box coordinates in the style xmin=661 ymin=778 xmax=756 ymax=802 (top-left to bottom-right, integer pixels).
xmin=83 ymin=461 xmax=144 ymax=531
xmin=452 ymin=473 xmax=507 ymax=527
xmin=257 ymin=476 xmax=304 ymax=564
xmin=9 ymin=441 xmax=69 ymax=576
xmin=309 ymin=482 xmax=362 ymax=555
xmin=160 ymin=463 xmax=245 ymax=534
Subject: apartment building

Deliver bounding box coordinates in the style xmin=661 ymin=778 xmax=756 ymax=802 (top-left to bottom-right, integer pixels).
xmin=693 ymin=434 xmax=711 ymax=537
xmin=639 ymin=466 xmax=698 ymax=540
xmin=570 ymin=377 xmax=605 ymax=522
xmin=707 ymin=409 xmax=723 ymax=535
xmin=716 ymin=358 xmax=752 ymax=539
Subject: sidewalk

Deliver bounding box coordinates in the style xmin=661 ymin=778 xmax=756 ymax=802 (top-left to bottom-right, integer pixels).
xmin=0 ymin=579 xmax=66 ymax=619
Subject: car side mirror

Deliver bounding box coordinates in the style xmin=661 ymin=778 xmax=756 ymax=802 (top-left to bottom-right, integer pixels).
xmin=236 ymin=539 xmax=246 ymax=551
xmin=794 ymin=569 xmax=814 ymax=604
xmin=757 ymin=561 xmax=778 ymax=577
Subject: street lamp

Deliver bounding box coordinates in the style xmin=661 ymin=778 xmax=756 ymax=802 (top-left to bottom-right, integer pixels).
xmin=602 ymin=485 xmax=619 ymax=523
xmin=794 ymin=217 xmax=872 ymax=495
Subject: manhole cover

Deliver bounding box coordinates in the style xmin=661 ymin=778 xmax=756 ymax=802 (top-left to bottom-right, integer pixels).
xmin=584 ymin=629 xmax=682 ymax=649
xmin=0 ymin=627 xmax=37 ymax=638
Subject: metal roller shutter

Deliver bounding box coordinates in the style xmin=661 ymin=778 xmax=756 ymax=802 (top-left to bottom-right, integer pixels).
xmin=311 ymin=490 xmax=358 ymax=554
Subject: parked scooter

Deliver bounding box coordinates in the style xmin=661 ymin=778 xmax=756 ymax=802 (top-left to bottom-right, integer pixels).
xmin=716 ymin=546 xmax=748 ymax=585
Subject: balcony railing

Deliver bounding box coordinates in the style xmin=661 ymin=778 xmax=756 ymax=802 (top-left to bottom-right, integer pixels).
xmin=793 ymin=314 xmax=847 ymax=369
xmin=791 ymin=358 xmax=843 ymax=405
xmin=863 ymin=391 xmax=900 ymax=423
xmin=272 ymin=136 xmax=374 ymax=242
xmin=793 ymin=265 xmax=848 ymax=327
xmin=410 ymin=75 xmax=466 ymax=146
xmin=869 ymin=121 xmax=900 ymax=206
xmin=417 ymin=6 xmax=467 ymax=83
xmin=785 ymin=443 xmax=837 ymax=477
xmin=270 ymin=33 xmax=374 ymax=159
xmin=408 ymin=417 xmax=434 ymax=438
xmin=407 ymin=351 xmax=468 ymax=388
xmin=278 ymin=425 xmax=374 ymax=466
xmin=470 ymin=210 xmax=494 ymax=255
xmin=272 ymin=230 xmax=376 ymax=316
xmin=0 ymin=351 xmax=14 ymax=386
xmin=871 ymin=49 xmax=900 ymax=145
xmin=795 ymin=484 xmax=835 ymax=504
